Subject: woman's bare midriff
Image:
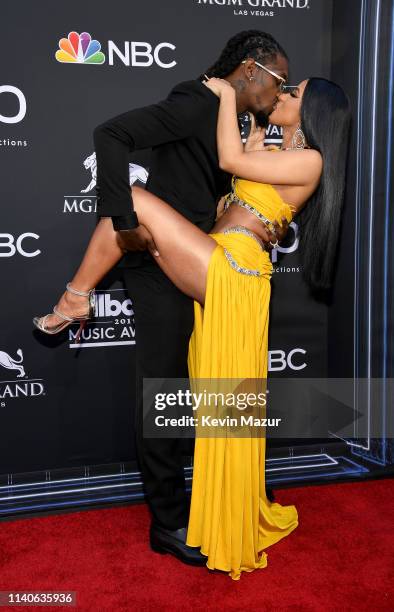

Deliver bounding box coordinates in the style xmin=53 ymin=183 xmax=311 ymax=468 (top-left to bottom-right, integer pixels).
xmin=211 ymin=205 xmax=275 ymax=247
xmin=211 ymin=182 xmax=312 ymax=246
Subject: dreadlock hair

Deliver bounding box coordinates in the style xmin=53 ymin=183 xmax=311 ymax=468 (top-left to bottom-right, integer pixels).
xmin=203 ymin=30 xmax=288 ymax=79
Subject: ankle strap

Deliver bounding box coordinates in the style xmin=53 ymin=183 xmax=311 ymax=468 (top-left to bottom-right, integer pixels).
xmin=66 ymin=282 xmax=91 ymax=297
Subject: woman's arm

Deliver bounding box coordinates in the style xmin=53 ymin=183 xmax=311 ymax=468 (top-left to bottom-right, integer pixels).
xmin=205 ymin=78 xmax=322 ymax=186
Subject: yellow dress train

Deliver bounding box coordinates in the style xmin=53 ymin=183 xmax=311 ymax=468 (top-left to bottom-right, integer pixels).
xmin=186 ymin=179 xmax=299 ymax=580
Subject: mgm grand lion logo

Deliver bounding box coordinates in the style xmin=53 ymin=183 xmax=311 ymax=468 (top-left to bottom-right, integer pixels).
xmin=81 ymin=152 xmax=149 ymax=194
xmin=0 ymin=348 xmax=25 ymax=378
xmin=0 ymin=349 xmax=45 ymax=403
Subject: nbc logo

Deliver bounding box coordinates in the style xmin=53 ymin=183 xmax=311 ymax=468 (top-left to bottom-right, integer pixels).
xmin=55 ymin=31 xmax=176 ymax=68
xmin=55 ymin=31 xmax=105 ymax=64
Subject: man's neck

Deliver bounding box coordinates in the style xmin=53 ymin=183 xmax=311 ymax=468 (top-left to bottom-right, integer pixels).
xmin=224 ymin=75 xmax=247 ymax=113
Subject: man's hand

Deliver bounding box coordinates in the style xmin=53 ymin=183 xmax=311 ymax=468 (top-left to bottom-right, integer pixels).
xmin=116 ymin=226 xmax=159 ymax=257
xmin=216 ymin=196 xmax=227 ymax=221
xmin=260 ymin=217 xmax=290 ymax=251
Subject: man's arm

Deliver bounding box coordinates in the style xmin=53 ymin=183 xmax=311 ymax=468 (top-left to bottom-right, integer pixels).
xmin=93 ymin=81 xmax=212 ymax=231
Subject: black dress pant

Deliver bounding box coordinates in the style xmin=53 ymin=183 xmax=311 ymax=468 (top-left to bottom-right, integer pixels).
xmin=123 ymin=259 xmax=195 ymax=531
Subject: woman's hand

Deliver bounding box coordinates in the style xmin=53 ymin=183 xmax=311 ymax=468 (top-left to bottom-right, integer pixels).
xmin=244 ymin=114 xmax=266 ymax=153
xmin=203 ymin=77 xmax=234 ymax=98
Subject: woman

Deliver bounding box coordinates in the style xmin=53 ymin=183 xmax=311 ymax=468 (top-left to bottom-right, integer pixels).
xmin=34 ymin=76 xmax=351 ymax=579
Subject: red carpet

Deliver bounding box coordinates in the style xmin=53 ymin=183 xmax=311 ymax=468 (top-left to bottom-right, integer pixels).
xmin=0 ymin=478 xmax=393 ymax=611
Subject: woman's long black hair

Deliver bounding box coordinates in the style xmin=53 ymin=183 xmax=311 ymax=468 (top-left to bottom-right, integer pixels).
xmin=297 ymin=78 xmax=351 ymax=293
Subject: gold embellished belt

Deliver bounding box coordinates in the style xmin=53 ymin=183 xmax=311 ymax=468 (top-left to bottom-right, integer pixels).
xmin=221 ymin=225 xmax=265 ymax=277
xmin=223 ymin=190 xmax=277 ymax=234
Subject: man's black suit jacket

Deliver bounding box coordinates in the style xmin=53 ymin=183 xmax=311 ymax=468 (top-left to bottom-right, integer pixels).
xmin=93 ymin=78 xmax=232 ymax=266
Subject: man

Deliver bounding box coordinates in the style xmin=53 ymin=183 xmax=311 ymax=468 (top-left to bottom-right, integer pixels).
xmin=93 ymin=30 xmax=290 ymax=566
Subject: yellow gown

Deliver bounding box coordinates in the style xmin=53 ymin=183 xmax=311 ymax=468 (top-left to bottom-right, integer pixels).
xmin=186 ymin=178 xmax=299 ymax=580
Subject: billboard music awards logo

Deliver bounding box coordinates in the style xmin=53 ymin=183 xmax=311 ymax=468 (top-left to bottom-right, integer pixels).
xmin=55 ymin=31 xmax=176 ymax=68
xmin=63 ymin=154 xmax=148 ymax=214
xmin=0 ymin=349 xmax=45 ymax=407
xmin=68 ymin=288 xmax=135 ymax=349
xmin=195 ymin=0 xmax=310 ymax=15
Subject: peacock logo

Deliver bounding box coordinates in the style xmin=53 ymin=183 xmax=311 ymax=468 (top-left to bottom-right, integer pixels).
xmin=55 ymin=31 xmax=105 ymax=64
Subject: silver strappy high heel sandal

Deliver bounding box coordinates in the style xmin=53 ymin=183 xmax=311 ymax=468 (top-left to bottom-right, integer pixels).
xmin=33 ymin=282 xmax=96 ymax=343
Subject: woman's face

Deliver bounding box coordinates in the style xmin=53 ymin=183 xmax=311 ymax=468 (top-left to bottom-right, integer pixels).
xmin=268 ymin=79 xmax=308 ymax=127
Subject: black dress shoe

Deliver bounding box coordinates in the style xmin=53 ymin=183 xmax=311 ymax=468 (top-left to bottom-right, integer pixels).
xmin=266 ymin=487 xmax=275 ymax=502
xmin=150 ymin=524 xmax=207 ymax=566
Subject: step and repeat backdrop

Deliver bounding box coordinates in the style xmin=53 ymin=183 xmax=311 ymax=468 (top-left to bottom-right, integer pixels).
xmin=1 ymin=0 xmax=334 ymax=475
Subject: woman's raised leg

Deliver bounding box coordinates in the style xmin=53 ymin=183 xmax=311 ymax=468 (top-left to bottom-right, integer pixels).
xmin=64 ymin=185 xmax=217 ymax=306
xmin=131 ymin=186 xmax=217 ymax=304
xmin=35 ymin=186 xmax=218 ymax=331
xmin=35 ymin=217 xmax=126 ymax=331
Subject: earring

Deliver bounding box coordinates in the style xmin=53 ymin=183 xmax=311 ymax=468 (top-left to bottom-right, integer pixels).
xmin=249 ymin=76 xmax=255 ymax=81
xmin=291 ymin=125 xmax=306 ymax=149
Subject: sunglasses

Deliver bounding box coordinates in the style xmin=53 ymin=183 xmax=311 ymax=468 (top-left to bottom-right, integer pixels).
xmin=241 ymin=59 xmax=298 ymax=95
